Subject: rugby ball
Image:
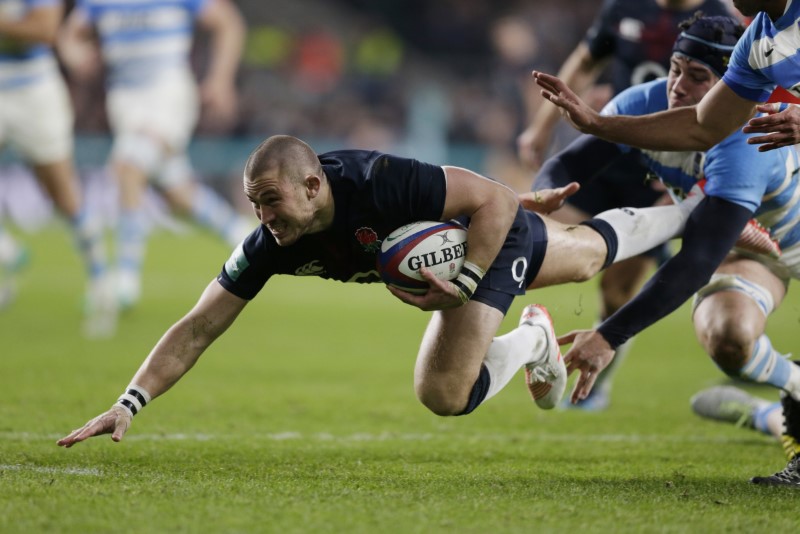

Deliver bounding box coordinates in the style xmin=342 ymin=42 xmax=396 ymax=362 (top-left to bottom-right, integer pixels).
xmin=378 ymin=220 xmax=468 ymax=294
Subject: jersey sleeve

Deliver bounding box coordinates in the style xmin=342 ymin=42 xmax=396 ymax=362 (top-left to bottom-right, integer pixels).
xmin=721 ymin=19 xmax=775 ymax=103
xmin=216 ymin=226 xmax=273 ymax=300
xmin=597 ymin=196 xmax=753 ymax=348
xmin=369 ymin=153 xmax=447 ymax=224
xmin=702 ymin=133 xmax=771 ymax=212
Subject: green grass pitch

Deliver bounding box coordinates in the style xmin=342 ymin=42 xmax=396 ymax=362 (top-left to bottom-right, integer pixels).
xmin=1 ymin=225 xmax=798 ymax=532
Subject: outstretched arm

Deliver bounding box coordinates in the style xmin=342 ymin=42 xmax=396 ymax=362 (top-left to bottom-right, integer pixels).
xmin=57 ymin=280 xmax=248 ymax=447
xmin=517 ymin=42 xmax=608 ymax=169
xmin=533 ymin=71 xmax=758 ymax=151
xmin=561 ymin=196 xmax=753 ymax=402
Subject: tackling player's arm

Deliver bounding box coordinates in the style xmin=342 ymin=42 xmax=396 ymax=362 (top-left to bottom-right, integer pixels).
xmin=562 ymin=196 xmax=754 ymax=402
xmin=0 ymin=2 xmax=63 ymax=44
xmin=57 ymin=280 xmax=248 ymax=448
xmin=533 ymin=71 xmax=758 ymax=151
xmin=388 ymin=166 xmax=518 ymax=311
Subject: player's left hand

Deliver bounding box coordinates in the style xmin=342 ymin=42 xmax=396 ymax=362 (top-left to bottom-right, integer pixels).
xmin=386 ymin=267 xmax=463 ymax=311
xmin=519 ymin=182 xmax=580 ymax=214
xmin=743 ymin=102 xmax=800 ymax=152
xmin=56 ymin=406 xmax=132 ymax=448
xmin=558 ymin=329 xmax=615 ymax=404
xmin=532 ymin=71 xmax=602 ymax=134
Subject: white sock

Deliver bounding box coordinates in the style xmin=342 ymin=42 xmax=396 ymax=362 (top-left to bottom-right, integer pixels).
xmin=595 ymin=185 xmax=703 ymax=264
xmin=482 ymin=323 xmax=548 ymax=402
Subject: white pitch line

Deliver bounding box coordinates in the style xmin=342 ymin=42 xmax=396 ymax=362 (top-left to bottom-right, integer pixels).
xmin=0 ymin=431 xmax=767 ymax=445
xmin=0 ymin=464 xmax=102 ymax=476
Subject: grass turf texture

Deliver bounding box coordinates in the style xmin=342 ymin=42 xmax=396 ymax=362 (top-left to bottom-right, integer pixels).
xmin=1 ymin=226 xmax=798 ymax=532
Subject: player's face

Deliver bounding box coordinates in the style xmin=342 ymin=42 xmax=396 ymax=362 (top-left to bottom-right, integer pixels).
xmin=245 ymin=171 xmax=318 ymax=246
xmin=666 ymin=56 xmax=719 ymax=109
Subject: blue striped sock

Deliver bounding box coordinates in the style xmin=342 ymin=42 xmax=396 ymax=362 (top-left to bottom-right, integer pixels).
xmin=739 ymin=335 xmax=794 ymax=390
xmin=753 ymin=401 xmax=781 ymax=436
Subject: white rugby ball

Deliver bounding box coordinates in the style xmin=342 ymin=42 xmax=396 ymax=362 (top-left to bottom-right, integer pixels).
xmin=378 ymin=220 xmax=468 ymax=294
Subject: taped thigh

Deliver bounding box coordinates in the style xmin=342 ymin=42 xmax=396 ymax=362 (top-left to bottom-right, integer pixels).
xmin=692 ymin=273 xmax=775 ymax=317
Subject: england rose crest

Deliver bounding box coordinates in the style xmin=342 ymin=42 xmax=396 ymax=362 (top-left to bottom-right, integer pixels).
xmin=355 ymin=227 xmax=381 ymax=252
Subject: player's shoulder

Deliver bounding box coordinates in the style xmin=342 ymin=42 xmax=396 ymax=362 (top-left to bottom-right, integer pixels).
xmin=602 ymin=78 xmax=667 ymax=116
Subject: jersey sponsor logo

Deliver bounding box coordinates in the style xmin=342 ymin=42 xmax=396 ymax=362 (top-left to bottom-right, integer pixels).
xmin=295 ymin=260 xmax=325 ymax=276
xmin=224 ymin=243 xmax=249 ymax=281
xmin=346 ymin=270 xmax=381 ymax=283
xmin=354 ymin=227 xmax=381 ymax=252
xmin=765 ymin=46 xmax=775 ymax=57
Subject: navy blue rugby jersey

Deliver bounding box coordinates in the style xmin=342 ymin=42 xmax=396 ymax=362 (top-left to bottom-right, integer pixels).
xmin=217 ymin=150 xmax=447 ymax=300
xmin=586 ymin=0 xmax=731 ymax=93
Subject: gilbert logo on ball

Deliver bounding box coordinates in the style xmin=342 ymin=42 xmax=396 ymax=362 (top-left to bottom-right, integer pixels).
xmin=378 ymin=221 xmax=468 ymax=294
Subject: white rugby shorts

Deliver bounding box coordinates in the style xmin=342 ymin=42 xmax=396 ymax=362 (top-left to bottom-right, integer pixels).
xmin=106 ymin=69 xmax=199 ymax=153
xmin=0 ymin=74 xmax=74 ymax=164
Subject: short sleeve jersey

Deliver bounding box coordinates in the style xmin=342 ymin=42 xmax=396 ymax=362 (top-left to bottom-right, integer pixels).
xmin=585 ymin=0 xmax=731 ymax=94
xmin=605 ymin=79 xmax=800 ymax=251
xmin=217 ymin=150 xmax=447 ymax=300
xmin=722 ymin=0 xmax=800 ymax=101
xmin=75 ymin=0 xmax=207 ymax=87
xmin=0 ymin=0 xmax=61 ymax=89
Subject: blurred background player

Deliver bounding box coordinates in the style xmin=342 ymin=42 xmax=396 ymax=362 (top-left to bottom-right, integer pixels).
xmin=0 ymin=0 xmax=113 ymax=336
xmin=58 ymin=0 xmax=251 ymax=309
xmin=519 ymin=0 xmax=734 ymax=410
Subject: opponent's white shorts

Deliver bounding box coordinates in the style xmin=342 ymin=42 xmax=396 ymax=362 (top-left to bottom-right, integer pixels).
xmin=106 ymin=69 xmax=199 ymax=155
xmin=0 ymin=74 xmax=74 ymax=164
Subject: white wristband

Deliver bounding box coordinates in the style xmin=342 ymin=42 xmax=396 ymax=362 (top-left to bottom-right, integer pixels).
xmin=114 ymin=384 xmax=152 ymax=417
xmin=451 ymin=261 xmax=486 ymax=304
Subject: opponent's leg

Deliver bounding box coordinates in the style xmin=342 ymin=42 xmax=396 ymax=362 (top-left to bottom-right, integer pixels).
xmin=33 ymin=159 xmax=115 ymax=336
xmin=692 ymin=258 xmax=800 ymax=398
xmin=158 ymin=156 xmax=251 ymax=247
xmin=690 ymin=385 xmax=782 ymax=439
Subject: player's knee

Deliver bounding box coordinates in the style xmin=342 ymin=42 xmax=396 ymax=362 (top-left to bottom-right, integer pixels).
xmin=703 ymin=326 xmax=755 ymax=373
xmin=415 ymin=379 xmax=469 ymax=416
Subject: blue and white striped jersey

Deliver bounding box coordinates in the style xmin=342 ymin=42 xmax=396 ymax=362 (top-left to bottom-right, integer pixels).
xmin=76 ymin=0 xmax=207 ymax=88
xmin=0 ymin=0 xmax=61 ymax=89
xmin=722 ymin=0 xmax=800 ymax=101
xmin=606 ymin=78 xmax=800 ymax=252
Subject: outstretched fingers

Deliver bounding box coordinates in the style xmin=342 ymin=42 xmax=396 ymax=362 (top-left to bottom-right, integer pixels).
xmin=56 ymin=408 xmax=131 ymax=448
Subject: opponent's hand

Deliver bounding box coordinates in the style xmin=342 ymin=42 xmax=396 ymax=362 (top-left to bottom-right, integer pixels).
xmin=386 ymin=267 xmax=464 ymax=311
xmin=743 ymin=102 xmax=800 ymax=152
xmin=533 ymin=71 xmax=601 ymax=134
xmin=519 ymin=182 xmax=580 ymax=214
xmin=56 ymin=406 xmax=132 ymax=448
xmin=558 ymin=329 xmax=615 ymax=404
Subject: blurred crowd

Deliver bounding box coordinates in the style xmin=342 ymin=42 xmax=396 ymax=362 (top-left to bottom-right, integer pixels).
xmin=64 ymin=0 xmax=600 ymax=191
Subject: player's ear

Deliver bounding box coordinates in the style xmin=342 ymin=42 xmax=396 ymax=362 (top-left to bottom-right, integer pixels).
xmin=304 ymin=174 xmax=322 ymax=199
